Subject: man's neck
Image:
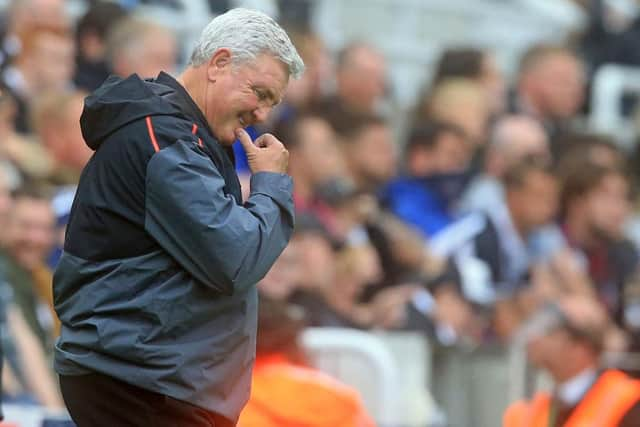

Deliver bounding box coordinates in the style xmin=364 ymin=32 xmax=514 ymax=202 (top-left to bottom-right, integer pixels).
xmin=176 ymin=68 xmax=206 ymax=118
xmin=555 ymin=366 xmax=598 ymax=406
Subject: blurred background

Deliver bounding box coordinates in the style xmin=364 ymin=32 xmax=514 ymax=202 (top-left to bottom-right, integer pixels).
xmin=4 ymin=0 xmax=640 ymax=426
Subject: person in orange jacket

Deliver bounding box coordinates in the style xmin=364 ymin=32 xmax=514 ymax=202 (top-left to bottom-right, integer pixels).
xmin=238 ymin=297 xmax=376 ymax=427
xmin=504 ymin=296 xmax=640 ymax=427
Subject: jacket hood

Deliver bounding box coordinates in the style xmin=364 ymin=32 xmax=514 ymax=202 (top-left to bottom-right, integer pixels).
xmin=80 ymin=74 xmax=182 ymax=150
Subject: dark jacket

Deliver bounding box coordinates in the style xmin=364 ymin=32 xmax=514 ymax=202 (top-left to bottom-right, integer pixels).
xmin=53 ymin=72 xmax=294 ymax=421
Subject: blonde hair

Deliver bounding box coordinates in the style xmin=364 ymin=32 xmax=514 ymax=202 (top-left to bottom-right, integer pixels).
xmin=426 ymin=78 xmax=486 ymax=118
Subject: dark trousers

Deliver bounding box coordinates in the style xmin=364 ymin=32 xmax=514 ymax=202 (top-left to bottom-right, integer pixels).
xmin=59 ymin=373 xmax=235 ymax=427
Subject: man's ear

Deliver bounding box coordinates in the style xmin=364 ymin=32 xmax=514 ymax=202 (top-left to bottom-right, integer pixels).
xmin=207 ymin=48 xmax=232 ymax=81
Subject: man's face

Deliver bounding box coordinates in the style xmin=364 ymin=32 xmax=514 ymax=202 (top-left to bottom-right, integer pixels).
xmin=32 ymin=32 xmax=75 ymax=92
xmin=531 ymin=53 xmax=585 ymax=120
xmin=508 ymin=171 xmax=558 ymax=233
xmin=295 ymin=118 xmax=345 ymax=185
xmin=50 ymin=94 xmax=92 ymax=171
xmin=206 ymin=53 xmax=288 ymax=145
xmin=349 ymin=124 xmax=397 ymax=187
xmin=6 ymin=197 xmax=55 ymax=271
xmin=407 ymin=132 xmax=470 ymax=177
xmin=259 ymin=240 xmax=302 ymax=300
xmin=431 ymin=132 xmax=470 ymax=174
xmin=338 ymin=48 xmax=385 ymax=112
xmin=117 ymin=31 xmax=178 ymax=79
xmin=585 ymin=173 xmax=630 ymax=241
xmin=295 ymin=232 xmax=335 ymax=290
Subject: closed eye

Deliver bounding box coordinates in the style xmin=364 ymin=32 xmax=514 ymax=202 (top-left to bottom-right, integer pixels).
xmin=253 ymin=87 xmax=268 ymax=101
xmin=252 ymin=86 xmax=280 ymax=107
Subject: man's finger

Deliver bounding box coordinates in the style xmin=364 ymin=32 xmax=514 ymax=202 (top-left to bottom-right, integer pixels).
xmin=236 ymin=128 xmax=257 ymax=152
xmin=255 ymin=133 xmax=280 ymax=148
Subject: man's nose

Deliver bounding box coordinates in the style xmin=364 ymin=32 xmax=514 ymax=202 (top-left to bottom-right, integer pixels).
xmin=253 ymin=105 xmax=271 ymax=123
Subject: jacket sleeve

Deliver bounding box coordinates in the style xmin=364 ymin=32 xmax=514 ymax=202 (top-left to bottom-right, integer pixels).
xmin=144 ymin=140 xmax=294 ymax=295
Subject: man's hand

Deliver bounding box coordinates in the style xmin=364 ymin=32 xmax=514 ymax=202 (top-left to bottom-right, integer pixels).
xmin=236 ymin=128 xmax=289 ymax=174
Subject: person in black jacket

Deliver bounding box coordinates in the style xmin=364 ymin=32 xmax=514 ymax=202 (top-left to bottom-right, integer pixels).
xmin=53 ymin=8 xmax=304 ymax=427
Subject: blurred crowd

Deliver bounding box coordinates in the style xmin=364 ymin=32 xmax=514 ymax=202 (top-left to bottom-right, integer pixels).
xmin=3 ymin=0 xmax=640 ymax=424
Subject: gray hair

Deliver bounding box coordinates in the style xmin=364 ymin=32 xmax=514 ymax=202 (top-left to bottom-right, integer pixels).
xmin=189 ymin=8 xmax=304 ymax=79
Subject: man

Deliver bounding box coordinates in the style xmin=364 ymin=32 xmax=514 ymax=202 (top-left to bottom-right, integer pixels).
xmin=53 ymin=8 xmax=303 ymax=427
xmin=0 ymin=184 xmax=57 ymax=352
xmin=1 ymin=25 xmax=75 ymax=133
xmin=274 ymin=113 xmax=345 ymax=236
xmin=383 ymin=121 xmax=470 ymax=239
xmin=314 ymin=42 xmax=386 ymax=118
xmin=32 ymin=89 xmax=92 ymax=185
xmin=276 ymin=113 xmax=345 ymax=211
xmin=460 ymin=114 xmax=550 ymax=215
xmin=504 ymin=296 xmax=640 ymax=426
xmin=336 ymin=113 xmax=397 ymax=194
xmin=106 ymin=16 xmax=178 ymax=79
xmin=510 ymin=44 xmax=585 ymax=145
xmin=464 ymin=159 xmax=558 ymax=295
xmin=422 ymin=159 xmax=558 ymax=339
xmin=559 ymin=163 xmax=637 ymax=327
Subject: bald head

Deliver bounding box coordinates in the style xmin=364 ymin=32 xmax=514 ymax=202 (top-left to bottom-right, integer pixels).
xmin=336 ymin=43 xmax=386 ymax=113
xmin=10 ymin=0 xmax=68 ymax=32
xmin=518 ymin=45 xmax=585 ymax=120
xmin=486 ymin=115 xmax=550 ymax=177
xmin=107 ymin=17 xmax=178 ymax=79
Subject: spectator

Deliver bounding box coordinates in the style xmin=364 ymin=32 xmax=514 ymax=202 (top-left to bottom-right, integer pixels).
xmin=560 ymin=163 xmax=637 ymax=327
xmin=0 ymin=184 xmax=57 ymax=353
xmin=432 ymin=47 xmax=506 ymax=115
xmin=0 ymin=0 xmax=69 ymax=72
xmin=468 ymin=158 xmax=558 ymax=294
xmin=258 ymin=236 xmax=302 ymax=301
xmin=382 ymin=121 xmax=471 ymax=239
xmin=2 ymin=25 xmax=75 ymax=134
xmin=294 ymin=243 xmax=383 ymax=328
xmin=510 ymin=44 xmax=586 ymax=145
xmin=6 ymin=0 xmax=68 ymax=32
xmin=238 ymin=297 xmax=375 ymax=427
xmin=456 ymin=159 xmax=559 ymax=338
xmin=74 ymin=1 xmax=128 ymax=91
xmin=276 ymin=114 xmax=345 ymax=211
xmin=0 ymin=91 xmax=50 ymax=188
xmin=105 ymin=16 xmax=178 ymax=79
xmin=314 ymin=42 xmax=386 ymax=117
xmin=459 ymin=114 xmax=550 ymax=215
xmin=504 ymin=297 xmax=640 ymax=426
xmin=32 ymin=89 xmax=91 ymax=185
xmin=288 ymin=213 xmax=338 ymax=295
xmin=336 ymin=113 xmax=397 ymax=194
xmin=416 ymin=78 xmax=489 ymax=146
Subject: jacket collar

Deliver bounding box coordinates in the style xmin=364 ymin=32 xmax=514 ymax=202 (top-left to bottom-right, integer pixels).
xmin=155 ymin=72 xmax=213 ymax=135
xmin=155 ymin=71 xmax=236 ymax=165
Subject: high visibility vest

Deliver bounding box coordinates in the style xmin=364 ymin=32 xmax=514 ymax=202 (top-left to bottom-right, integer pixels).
xmin=503 ymin=370 xmax=640 ymax=427
xmin=238 ymin=354 xmax=376 ymax=427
